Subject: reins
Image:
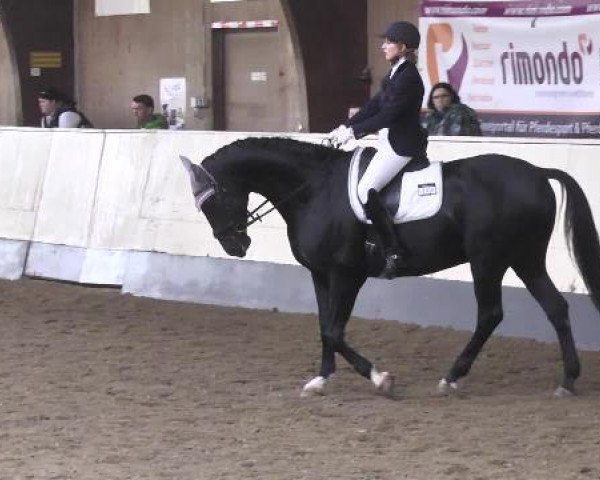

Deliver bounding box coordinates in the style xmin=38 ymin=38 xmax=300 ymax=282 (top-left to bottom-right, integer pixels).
xmin=244 ymin=182 xmax=309 ymax=228
xmin=211 ymin=181 xmax=309 ymax=241
xmin=210 ymin=137 xmax=337 ymax=237
xmin=245 ymin=139 xmax=339 ymax=227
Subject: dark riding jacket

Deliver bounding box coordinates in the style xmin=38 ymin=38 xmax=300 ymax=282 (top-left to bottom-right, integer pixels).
xmin=345 ymin=60 xmax=427 ymax=156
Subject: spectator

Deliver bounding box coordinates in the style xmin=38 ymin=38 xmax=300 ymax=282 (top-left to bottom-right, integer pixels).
xmin=38 ymin=87 xmax=93 ymax=128
xmin=131 ymin=94 xmax=168 ymax=129
xmin=423 ymin=82 xmax=482 ymax=136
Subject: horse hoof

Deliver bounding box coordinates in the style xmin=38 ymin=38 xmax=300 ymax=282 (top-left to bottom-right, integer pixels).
xmin=301 ymin=376 xmax=326 ymax=397
xmin=437 ymin=378 xmax=458 ymax=396
xmin=553 ymin=385 xmax=574 ymax=398
xmin=376 ymin=372 xmax=396 ymax=397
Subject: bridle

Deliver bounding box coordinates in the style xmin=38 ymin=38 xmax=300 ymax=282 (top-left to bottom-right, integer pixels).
xmin=244 ymin=182 xmax=308 ymax=228
xmin=194 ymin=163 xmax=308 ymax=240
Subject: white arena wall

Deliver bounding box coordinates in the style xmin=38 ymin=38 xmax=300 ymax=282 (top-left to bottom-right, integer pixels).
xmin=1 ymin=126 xmax=600 ymax=350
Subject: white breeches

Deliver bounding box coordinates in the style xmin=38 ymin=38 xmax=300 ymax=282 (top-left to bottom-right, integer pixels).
xmin=357 ymin=128 xmax=412 ymax=204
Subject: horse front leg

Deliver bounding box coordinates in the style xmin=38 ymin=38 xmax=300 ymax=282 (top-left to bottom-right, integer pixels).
xmin=301 ymin=271 xmax=335 ymax=396
xmin=302 ymin=270 xmax=394 ymax=397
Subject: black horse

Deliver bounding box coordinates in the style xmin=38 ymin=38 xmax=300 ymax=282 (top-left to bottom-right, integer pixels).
xmin=181 ymin=137 xmax=600 ymax=397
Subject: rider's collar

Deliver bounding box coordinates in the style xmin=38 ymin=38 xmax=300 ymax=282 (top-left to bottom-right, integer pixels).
xmin=389 ymin=56 xmax=406 ymax=78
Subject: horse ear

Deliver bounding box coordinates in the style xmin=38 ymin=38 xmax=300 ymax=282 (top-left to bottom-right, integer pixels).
xmin=180 ymin=155 xmax=195 ymax=177
xmin=180 ymin=155 xmax=204 ymax=198
xmin=180 ymin=155 xmax=203 ymax=186
xmin=179 ymin=155 xmax=217 ymax=194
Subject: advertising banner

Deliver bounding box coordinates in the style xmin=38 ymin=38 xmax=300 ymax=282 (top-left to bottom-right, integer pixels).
xmin=419 ymin=0 xmax=600 ymax=137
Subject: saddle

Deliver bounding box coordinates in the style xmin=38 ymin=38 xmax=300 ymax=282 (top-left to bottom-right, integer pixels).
xmin=348 ymin=147 xmax=443 ymax=224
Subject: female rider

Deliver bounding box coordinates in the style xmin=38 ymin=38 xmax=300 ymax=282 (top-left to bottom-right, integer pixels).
xmin=330 ymin=21 xmax=428 ymax=278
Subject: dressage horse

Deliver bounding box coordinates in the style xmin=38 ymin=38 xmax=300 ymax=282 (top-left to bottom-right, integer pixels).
xmin=181 ymin=137 xmax=600 ymax=397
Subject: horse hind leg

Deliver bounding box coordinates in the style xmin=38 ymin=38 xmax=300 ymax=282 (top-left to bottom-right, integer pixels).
xmin=439 ymin=261 xmax=506 ymax=395
xmin=514 ymin=263 xmax=580 ymax=396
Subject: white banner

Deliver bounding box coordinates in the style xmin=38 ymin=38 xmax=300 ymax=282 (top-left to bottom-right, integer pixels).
xmin=418 ymin=1 xmax=600 ymax=137
xmin=418 ymin=15 xmax=600 ymax=114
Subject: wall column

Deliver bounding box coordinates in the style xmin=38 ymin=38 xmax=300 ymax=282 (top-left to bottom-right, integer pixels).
xmin=0 ymin=3 xmax=22 ymax=125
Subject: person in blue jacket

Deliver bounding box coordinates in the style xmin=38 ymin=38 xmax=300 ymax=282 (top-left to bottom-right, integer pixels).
xmin=329 ymin=21 xmax=427 ymax=278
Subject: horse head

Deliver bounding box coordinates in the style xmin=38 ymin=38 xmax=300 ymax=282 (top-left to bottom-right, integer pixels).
xmin=180 ymin=155 xmax=251 ymax=257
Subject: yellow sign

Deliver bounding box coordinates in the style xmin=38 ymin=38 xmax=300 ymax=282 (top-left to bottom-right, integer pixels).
xmin=30 ymin=51 xmax=62 ymax=69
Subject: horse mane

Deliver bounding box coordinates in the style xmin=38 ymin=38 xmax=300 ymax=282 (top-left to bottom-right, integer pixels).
xmin=209 ymin=137 xmax=344 ymax=166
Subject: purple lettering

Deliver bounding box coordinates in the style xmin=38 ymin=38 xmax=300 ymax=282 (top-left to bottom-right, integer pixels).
xmin=500 ymin=41 xmax=585 ymax=86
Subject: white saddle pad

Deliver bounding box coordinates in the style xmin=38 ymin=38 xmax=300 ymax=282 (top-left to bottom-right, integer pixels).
xmin=394 ymin=161 xmax=443 ymax=222
xmin=348 ymin=147 xmax=443 ymax=224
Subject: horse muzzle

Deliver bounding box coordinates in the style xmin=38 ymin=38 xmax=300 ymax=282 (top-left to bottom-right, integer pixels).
xmin=219 ymin=231 xmax=251 ymax=257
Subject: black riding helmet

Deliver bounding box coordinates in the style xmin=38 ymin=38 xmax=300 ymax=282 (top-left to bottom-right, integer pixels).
xmin=381 ymin=21 xmax=420 ymax=49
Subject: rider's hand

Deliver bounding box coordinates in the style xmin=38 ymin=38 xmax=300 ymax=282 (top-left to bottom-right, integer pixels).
xmin=327 ymin=125 xmax=343 ymax=141
xmin=329 ymin=125 xmax=355 ymax=146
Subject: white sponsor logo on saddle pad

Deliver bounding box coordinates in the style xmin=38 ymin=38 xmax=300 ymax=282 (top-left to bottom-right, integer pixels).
xmin=348 ymin=147 xmax=443 ymax=224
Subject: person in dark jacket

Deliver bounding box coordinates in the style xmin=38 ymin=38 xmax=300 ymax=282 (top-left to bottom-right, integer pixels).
xmin=38 ymin=87 xmax=93 ymax=128
xmin=423 ymin=82 xmax=482 ymax=136
xmin=329 ymin=21 xmax=427 ymax=278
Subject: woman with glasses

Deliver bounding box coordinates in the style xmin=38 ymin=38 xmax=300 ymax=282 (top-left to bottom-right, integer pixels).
xmin=423 ymin=82 xmax=482 ymax=136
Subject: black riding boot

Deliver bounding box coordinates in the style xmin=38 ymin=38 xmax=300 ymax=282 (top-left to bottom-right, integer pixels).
xmin=363 ymin=188 xmax=406 ymax=279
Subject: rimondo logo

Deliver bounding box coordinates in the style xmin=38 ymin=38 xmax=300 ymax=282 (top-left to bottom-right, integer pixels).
xmin=500 ymin=38 xmax=591 ymax=85
xmin=425 ymin=23 xmax=469 ymax=91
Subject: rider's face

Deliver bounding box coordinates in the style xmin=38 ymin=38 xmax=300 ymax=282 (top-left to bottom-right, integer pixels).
xmin=381 ymin=39 xmax=406 ymax=62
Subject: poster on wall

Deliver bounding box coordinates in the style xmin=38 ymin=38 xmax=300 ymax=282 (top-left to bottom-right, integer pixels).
xmin=419 ymin=0 xmax=600 ymax=137
xmin=160 ymin=78 xmax=186 ymax=130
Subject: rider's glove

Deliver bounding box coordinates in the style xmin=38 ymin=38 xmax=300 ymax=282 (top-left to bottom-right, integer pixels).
xmin=329 ymin=125 xmax=355 ymax=146
xmin=328 ymin=125 xmax=343 ymax=142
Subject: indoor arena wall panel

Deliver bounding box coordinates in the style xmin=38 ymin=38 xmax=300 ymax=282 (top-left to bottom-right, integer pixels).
xmin=2 ymin=127 xmax=600 ymax=349
xmin=0 ymin=128 xmax=52 ymax=240
xmin=32 ymin=129 xmax=105 ymax=247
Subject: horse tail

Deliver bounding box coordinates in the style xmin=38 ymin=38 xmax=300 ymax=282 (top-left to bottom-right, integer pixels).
xmin=544 ymin=168 xmax=600 ymax=312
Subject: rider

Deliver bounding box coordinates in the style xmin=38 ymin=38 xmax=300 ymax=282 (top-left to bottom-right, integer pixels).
xmin=329 ymin=21 xmax=427 ymax=278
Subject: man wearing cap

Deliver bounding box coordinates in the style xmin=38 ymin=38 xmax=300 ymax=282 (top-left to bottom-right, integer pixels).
xmin=328 ymin=21 xmax=427 ymax=278
xmin=38 ymin=87 xmax=93 ymax=128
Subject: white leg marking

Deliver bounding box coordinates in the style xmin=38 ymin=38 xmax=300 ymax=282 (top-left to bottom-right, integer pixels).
xmin=554 ymin=386 xmax=574 ymax=398
xmin=437 ymin=378 xmax=459 ymax=395
xmin=301 ymin=376 xmax=327 ymax=397
xmin=370 ymin=368 xmax=386 ymax=388
xmin=371 ymin=368 xmax=394 ymax=396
